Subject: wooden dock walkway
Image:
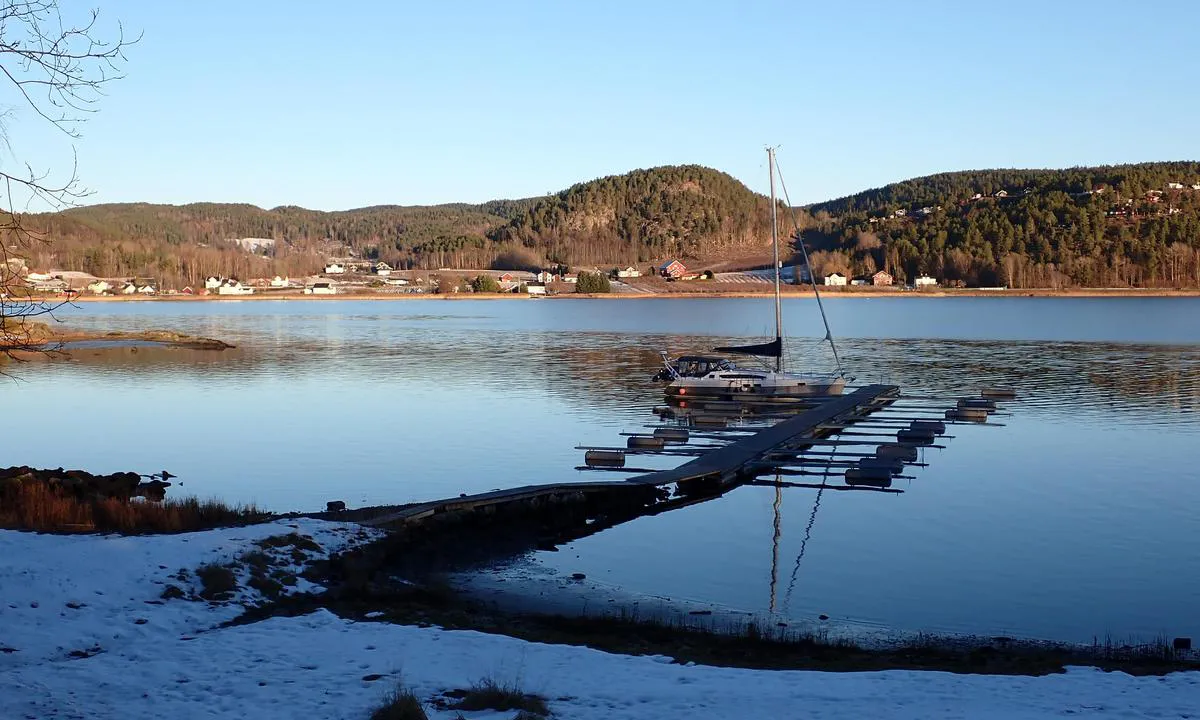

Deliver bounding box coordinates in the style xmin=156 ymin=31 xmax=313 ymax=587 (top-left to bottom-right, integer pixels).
xmin=354 ymin=384 xmax=899 ymax=531
xmin=624 ymin=384 xmax=899 ymax=487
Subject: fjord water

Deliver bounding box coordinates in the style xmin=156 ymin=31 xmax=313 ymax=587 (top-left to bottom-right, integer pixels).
xmin=7 ymin=297 xmax=1200 ymax=644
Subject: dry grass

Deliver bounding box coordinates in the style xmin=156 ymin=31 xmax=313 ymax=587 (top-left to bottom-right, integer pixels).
xmin=370 ymin=684 xmax=428 ymax=720
xmin=196 ymin=563 xmax=238 ymax=601
xmin=0 ymin=481 xmax=271 ymax=534
xmin=451 ymin=678 xmax=549 ymax=716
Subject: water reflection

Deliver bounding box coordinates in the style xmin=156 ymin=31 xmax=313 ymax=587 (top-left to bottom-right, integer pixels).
xmin=5 ymin=299 xmax=1200 ymax=644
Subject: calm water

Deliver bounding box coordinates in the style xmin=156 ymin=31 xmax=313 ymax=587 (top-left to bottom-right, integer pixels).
xmin=5 ymin=297 xmax=1200 ymax=644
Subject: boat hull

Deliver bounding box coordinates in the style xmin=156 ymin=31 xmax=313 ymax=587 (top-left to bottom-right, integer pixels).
xmin=665 ymin=376 xmax=846 ymax=399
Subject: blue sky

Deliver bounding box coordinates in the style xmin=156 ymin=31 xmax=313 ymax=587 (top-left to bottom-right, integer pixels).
xmin=9 ymin=0 xmax=1200 ymax=211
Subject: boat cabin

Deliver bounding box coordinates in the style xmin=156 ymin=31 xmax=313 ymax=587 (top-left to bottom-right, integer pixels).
xmin=670 ymin=355 xmax=735 ymax=378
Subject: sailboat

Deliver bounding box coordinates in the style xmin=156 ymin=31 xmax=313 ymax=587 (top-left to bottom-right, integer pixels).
xmin=656 ymin=148 xmax=850 ymax=399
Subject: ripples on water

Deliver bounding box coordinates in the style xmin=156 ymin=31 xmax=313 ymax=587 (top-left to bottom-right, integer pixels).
xmin=8 ymin=298 xmax=1200 ymax=643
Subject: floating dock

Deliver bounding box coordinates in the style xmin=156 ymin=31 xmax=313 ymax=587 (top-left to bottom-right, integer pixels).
xmin=354 ymin=384 xmax=903 ymax=532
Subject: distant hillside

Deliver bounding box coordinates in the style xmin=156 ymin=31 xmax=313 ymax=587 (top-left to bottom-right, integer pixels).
xmin=11 ymin=161 xmax=1200 ymax=290
xmin=16 ymin=200 xmax=536 ymax=287
xmin=11 ymin=165 xmax=783 ymax=287
xmin=803 ymin=162 xmax=1200 ymax=288
xmin=486 ymin=165 xmax=782 ymax=266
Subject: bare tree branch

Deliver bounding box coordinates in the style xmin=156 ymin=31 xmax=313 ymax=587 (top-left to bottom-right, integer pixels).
xmin=0 ymin=1 xmax=134 ymax=363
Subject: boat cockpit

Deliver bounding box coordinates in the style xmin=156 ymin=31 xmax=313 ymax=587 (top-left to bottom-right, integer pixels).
xmin=669 ymin=355 xmax=735 ymax=378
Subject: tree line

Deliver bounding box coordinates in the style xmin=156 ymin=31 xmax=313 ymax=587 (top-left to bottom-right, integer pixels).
xmin=10 ymin=162 xmax=1200 ymax=290
xmin=804 ymin=162 xmax=1200 ymax=288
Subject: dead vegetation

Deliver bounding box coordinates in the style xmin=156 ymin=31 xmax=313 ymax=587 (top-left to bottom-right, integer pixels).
xmin=0 ymin=480 xmax=270 ymax=533
xmin=369 ymin=683 xmax=429 ymax=720
xmin=444 ymin=678 xmax=549 ymax=717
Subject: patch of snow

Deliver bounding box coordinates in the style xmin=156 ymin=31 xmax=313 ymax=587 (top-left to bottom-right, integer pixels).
xmin=1 ymin=523 xmax=1198 ymax=719
xmin=0 ymin=518 xmax=380 ymax=670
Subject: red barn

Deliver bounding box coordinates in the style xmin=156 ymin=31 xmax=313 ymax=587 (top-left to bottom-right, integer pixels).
xmin=659 ymin=260 xmax=686 ymax=279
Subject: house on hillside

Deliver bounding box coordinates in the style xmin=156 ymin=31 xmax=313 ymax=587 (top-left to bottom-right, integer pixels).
xmin=121 ymin=282 xmax=138 ymax=295
xmin=659 ymin=260 xmax=686 ymax=279
xmin=871 ymin=271 xmax=893 ymax=286
xmin=824 ymin=273 xmax=847 ymax=286
xmin=324 ymin=263 xmax=345 ymax=274
xmin=87 ymin=280 xmax=112 ymax=295
xmin=616 ymin=266 xmax=641 ymax=278
xmin=217 ymin=280 xmax=253 ymax=295
xmin=306 ymin=282 xmax=336 ymax=295
xmin=535 ymin=270 xmax=557 ymax=283
xmin=561 ymin=273 xmax=579 ymax=284
xmin=1167 ymin=182 xmax=1184 ymax=190
xmin=526 ymin=282 xmax=547 ymax=295
xmin=994 ymin=190 xmax=1009 ymax=198
xmin=374 ymin=262 xmax=392 ymax=276
xmin=204 ymin=277 xmax=224 ymax=290
xmin=914 ymin=275 xmax=938 ymax=287
xmin=270 ymin=276 xmax=290 ymax=288
xmin=137 ymin=284 xmax=157 ymax=295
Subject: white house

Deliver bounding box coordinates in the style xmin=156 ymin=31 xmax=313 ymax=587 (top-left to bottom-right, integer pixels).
xmin=374 ymin=262 xmax=392 ymax=276
xmin=204 ymin=277 xmax=224 ymax=290
xmin=994 ymin=190 xmax=1009 ymax=198
xmin=535 ymin=270 xmax=557 ymax=283
xmin=526 ymin=282 xmax=547 ymax=295
xmin=87 ymin=280 xmax=112 ymax=295
xmin=270 ymin=276 xmax=290 ymax=288
xmin=305 ymin=282 xmax=336 ymax=295
xmin=1191 ymin=184 xmax=1200 ymax=191
xmin=616 ymin=266 xmax=641 ymax=278
xmin=383 ymin=277 xmax=409 ymax=286
xmin=217 ymin=280 xmax=254 ymax=295
xmin=1167 ymin=182 xmax=1184 ymax=190
xmin=24 ymin=271 xmax=52 ymax=283
xmin=823 ymin=273 xmax=847 ymax=286
xmin=121 ymin=283 xmax=138 ymax=295
xmin=137 ymin=284 xmax=157 ymax=295
xmin=561 ymin=273 xmax=579 ymax=284
xmin=324 ymin=263 xmax=345 ymax=274
xmin=914 ymin=275 xmax=939 ymax=287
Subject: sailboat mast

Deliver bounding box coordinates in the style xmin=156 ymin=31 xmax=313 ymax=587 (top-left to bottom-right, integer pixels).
xmin=768 ymin=147 xmax=782 ymax=373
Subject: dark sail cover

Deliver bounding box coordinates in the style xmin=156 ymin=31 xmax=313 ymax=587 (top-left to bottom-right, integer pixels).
xmin=713 ymin=336 xmax=782 ymax=358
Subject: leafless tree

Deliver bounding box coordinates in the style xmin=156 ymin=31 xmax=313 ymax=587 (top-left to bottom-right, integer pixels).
xmin=0 ymin=1 xmax=134 ymax=362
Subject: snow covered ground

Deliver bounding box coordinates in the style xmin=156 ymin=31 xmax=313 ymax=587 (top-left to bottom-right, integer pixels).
xmin=2 ymin=521 xmax=1197 ymax=719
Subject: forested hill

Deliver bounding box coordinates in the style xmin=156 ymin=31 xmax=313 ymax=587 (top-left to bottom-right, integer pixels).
xmin=803 ymin=162 xmax=1200 ymax=288
xmin=486 ymin=165 xmax=779 ymax=266
xmin=21 ymin=200 xmax=534 ymax=286
xmin=16 ymin=165 xmax=777 ymax=287
xmin=14 ymin=161 xmax=1200 ymax=290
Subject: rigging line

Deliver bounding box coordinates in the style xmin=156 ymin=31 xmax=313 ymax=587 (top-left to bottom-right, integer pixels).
xmin=783 ymin=423 xmax=839 ymax=612
xmin=783 ymin=474 xmax=825 ymax=612
xmin=772 ymin=156 xmax=845 ymax=377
